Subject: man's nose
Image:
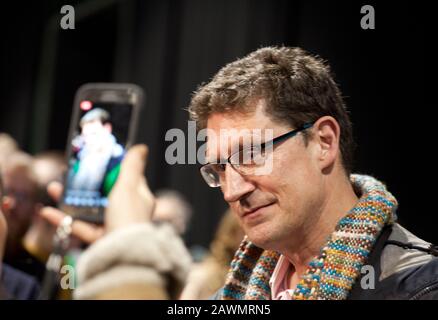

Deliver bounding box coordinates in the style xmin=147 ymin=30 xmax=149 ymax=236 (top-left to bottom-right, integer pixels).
xmin=222 ymin=165 xmax=255 ymax=203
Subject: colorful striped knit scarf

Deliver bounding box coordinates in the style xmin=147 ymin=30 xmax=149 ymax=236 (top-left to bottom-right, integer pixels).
xmin=220 ymin=174 xmax=398 ymax=300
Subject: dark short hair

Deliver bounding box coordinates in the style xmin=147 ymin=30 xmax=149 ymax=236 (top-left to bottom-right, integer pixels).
xmin=188 ymin=46 xmax=355 ymax=174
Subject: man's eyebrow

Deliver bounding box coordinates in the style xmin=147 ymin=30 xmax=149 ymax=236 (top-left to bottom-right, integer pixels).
xmin=204 ymin=130 xmax=270 ymax=162
xmin=237 ymin=135 xmax=270 ymax=149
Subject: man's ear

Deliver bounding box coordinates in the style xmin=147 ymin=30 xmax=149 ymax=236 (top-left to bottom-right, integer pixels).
xmin=313 ymin=116 xmax=340 ymax=172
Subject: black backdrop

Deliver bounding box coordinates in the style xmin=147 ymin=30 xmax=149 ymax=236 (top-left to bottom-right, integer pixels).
xmin=1 ymin=0 xmax=431 ymax=248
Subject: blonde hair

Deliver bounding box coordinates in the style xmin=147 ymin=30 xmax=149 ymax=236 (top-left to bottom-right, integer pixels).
xmin=209 ymin=209 xmax=243 ymax=266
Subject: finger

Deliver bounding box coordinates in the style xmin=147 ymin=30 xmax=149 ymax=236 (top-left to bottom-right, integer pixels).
xmin=40 ymin=206 xmax=66 ymax=226
xmin=116 ymin=144 xmax=148 ymax=186
xmin=69 ymin=220 xmax=105 ymax=244
xmin=40 ymin=207 xmax=104 ymax=244
xmin=47 ymin=181 xmax=63 ymax=202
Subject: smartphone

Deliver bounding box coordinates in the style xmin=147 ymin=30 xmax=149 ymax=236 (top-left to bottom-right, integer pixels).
xmin=59 ymin=83 xmax=144 ymax=224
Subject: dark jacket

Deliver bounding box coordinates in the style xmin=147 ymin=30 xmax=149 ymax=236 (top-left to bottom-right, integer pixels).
xmin=212 ymin=224 xmax=438 ymax=300
xmin=348 ymin=223 xmax=438 ymax=300
xmin=1 ymin=263 xmax=41 ymax=300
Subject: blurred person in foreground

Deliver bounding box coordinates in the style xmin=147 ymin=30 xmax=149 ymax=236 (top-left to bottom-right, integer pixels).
xmin=1 ymin=174 xmax=40 ymax=300
xmin=23 ymin=151 xmax=67 ymax=264
xmin=180 ymin=210 xmax=244 ymax=299
xmin=1 ymin=151 xmax=46 ymax=281
xmin=42 ymin=47 xmax=438 ymax=300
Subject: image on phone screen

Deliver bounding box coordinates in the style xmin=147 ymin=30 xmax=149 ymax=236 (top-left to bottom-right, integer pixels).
xmin=62 ymin=101 xmax=133 ymax=215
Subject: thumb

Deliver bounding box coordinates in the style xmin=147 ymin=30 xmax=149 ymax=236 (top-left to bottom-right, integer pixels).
xmin=116 ymin=144 xmax=148 ymax=187
xmin=105 ymin=144 xmax=154 ymax=233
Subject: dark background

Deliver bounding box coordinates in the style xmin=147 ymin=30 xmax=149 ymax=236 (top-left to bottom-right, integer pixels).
xmin=1 ymin=0 xmax=431 ymax=248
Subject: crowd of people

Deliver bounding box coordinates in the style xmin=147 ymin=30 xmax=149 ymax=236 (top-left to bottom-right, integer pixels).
xmin=0 ymin=132 xmax=241 ymax=299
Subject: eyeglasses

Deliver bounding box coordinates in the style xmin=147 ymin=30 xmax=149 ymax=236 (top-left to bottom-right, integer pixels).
xmin=199 ymin=122 xmax=314 ymax=187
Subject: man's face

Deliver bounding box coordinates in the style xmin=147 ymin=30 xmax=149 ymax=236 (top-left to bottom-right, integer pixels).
xmin=206 ymin=100 xmax=326 ymax=251
xmin=81 ymin=119 xmax=106 ymax=136
xmin=1 ymin=167 xmax=38 ymax=249
xmin=81 ymin=120 xmax=112 ymax=149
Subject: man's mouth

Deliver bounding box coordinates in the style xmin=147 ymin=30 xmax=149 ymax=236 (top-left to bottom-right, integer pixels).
xmin=241 ymin=202 xmax=275 ymax=218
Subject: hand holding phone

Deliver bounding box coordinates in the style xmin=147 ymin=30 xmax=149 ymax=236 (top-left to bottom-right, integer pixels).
xmin=41 ymin=143 xmax=154 ymax=244
xmin=41 ymin=144 xmax=154 ymax=244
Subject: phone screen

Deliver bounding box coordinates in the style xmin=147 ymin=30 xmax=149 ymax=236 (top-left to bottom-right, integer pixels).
xmin=61 ymin=100 xmax=133 ymax=217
